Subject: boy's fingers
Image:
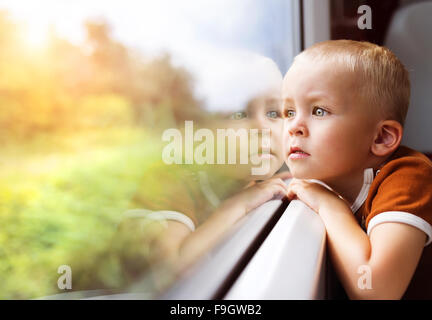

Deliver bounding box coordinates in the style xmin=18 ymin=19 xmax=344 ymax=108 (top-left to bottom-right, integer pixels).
xmin=287 ymin=177 xmax=300 ymax=188
xmin=287 ymin=179 xmax=303 ymax=200
xmin=269 ymin=178 xmax=289 ymax=192
xmin=243 ymin=181 xmax=256 ymax=189
xmin=270 ymin=184 xmax=289 ymax=200
xmin=286 ymin=185 xmax=297 ymax=200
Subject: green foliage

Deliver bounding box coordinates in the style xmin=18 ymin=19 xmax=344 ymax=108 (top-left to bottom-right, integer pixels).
xmin=0 ymin=129 xmax=167 ymax=299
xmin=77 ymin=94 xmax=134 ymax=128
xmin=0 ymin=11 xmax=212 ymax=299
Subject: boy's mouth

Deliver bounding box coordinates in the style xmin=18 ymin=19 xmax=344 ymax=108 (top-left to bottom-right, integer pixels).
xmin=288 ymin=146 xmax=310 ymax=159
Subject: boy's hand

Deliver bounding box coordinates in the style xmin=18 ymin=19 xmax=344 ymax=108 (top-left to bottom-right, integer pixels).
xmin=224 ymin=177 xmax=289 ymax=214
xmin=286 ymin=178 xmax=346 ymax=213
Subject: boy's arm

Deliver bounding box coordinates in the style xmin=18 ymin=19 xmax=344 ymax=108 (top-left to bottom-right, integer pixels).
xmin=287 ymin=179 xmax=426 ymax=300
xmin=155 ymin=177 xmax=289 ymax=272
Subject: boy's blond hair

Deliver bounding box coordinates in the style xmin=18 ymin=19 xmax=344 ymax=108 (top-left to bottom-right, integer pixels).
xmin=294 ymin=40 xmax=410 ymax=126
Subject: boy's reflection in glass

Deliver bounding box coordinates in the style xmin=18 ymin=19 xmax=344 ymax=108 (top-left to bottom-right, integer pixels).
xmin=116 ymin=55 xmax=290 ymax=296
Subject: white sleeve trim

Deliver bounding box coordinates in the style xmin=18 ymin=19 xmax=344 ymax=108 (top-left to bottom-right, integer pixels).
xmin=122 ymin=209 xmax=195 ymax=232
xmin=350 ymin=168 xmax=374 ymax=213
xmin=367 ymin=211 xmax=432 ymax=246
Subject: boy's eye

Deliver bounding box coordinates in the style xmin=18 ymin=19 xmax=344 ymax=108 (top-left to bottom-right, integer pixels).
xmin=230 ymin=111 xmax=247 ymax=120
xmin=266 ymin=110 xmax=281 ymax=119
xmin=312 ymin=107 xmax=328 ymax=117
xmin=285 ymin=110 xmax=296 ymax=118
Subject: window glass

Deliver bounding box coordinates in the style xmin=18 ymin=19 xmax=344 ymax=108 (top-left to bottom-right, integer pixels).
xmin=0 ymin=0 xmax=299 ymax=299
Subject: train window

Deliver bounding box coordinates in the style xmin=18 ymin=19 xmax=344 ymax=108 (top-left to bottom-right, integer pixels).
xmin=0 ymin=0 xmax=301 ymax=299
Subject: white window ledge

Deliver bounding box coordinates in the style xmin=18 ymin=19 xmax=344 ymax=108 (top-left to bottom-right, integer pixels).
xmin=225 ymin=200 xmax=326 ymax=300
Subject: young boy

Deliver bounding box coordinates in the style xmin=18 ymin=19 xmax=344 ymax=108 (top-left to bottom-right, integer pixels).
xmin=281 ymin=40 xmax=432 ymax=299
xmin=119 ymin=54 xmax=291 ymax=283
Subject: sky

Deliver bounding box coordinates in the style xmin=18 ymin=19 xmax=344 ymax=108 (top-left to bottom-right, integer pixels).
xmin=0 ymin=0 xmax=296 ymax=112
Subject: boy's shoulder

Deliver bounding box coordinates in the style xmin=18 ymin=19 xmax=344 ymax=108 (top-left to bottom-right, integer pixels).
xmin=372 ymin=145 xmax=432 ymax=187
xmin=370 ymin=145 xmax=432 ymax=189
xmin=362 ymin=145 xmax=432 ymax=241
xmin=381 ymin=145 xmax=432 ymax=171
xmin=362 ymin=146 xmax=432 ymax=299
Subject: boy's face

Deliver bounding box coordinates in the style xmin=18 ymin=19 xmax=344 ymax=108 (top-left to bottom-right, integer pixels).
xmin=282 ymin=58 xmax=378 ymax=184
xmin=227 ymin=88 xmax=285 ymax=180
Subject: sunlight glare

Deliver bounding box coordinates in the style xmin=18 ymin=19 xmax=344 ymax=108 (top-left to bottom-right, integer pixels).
xmin=24 ymin=24 xmax=48 ymax=49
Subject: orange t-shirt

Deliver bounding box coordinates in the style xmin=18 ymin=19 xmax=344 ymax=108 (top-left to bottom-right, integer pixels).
xmin=354 ymin=145 xmax=432 ymax=299
xmin=355 ymin=146 xmax=432 ymax=244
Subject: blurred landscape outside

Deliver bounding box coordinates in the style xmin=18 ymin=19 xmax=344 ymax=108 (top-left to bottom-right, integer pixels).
xmin=0 ymin=0 xmax=295 ymax=299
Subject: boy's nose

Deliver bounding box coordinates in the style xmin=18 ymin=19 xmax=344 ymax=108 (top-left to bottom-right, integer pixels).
xmin=286 ymin=118 xmax=308 ymax=137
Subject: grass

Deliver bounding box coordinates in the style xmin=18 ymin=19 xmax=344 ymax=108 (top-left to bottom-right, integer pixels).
xmin=0 ymin=127 xmax=166 ymax=299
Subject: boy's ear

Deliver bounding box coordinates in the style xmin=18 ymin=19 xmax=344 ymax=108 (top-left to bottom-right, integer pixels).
xmin=371 ymin=120 xmax=403 ymax=157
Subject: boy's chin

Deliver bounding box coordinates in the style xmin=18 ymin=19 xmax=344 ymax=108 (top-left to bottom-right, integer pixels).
xmin=289 ymin=168 xmax=321 ymax=180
